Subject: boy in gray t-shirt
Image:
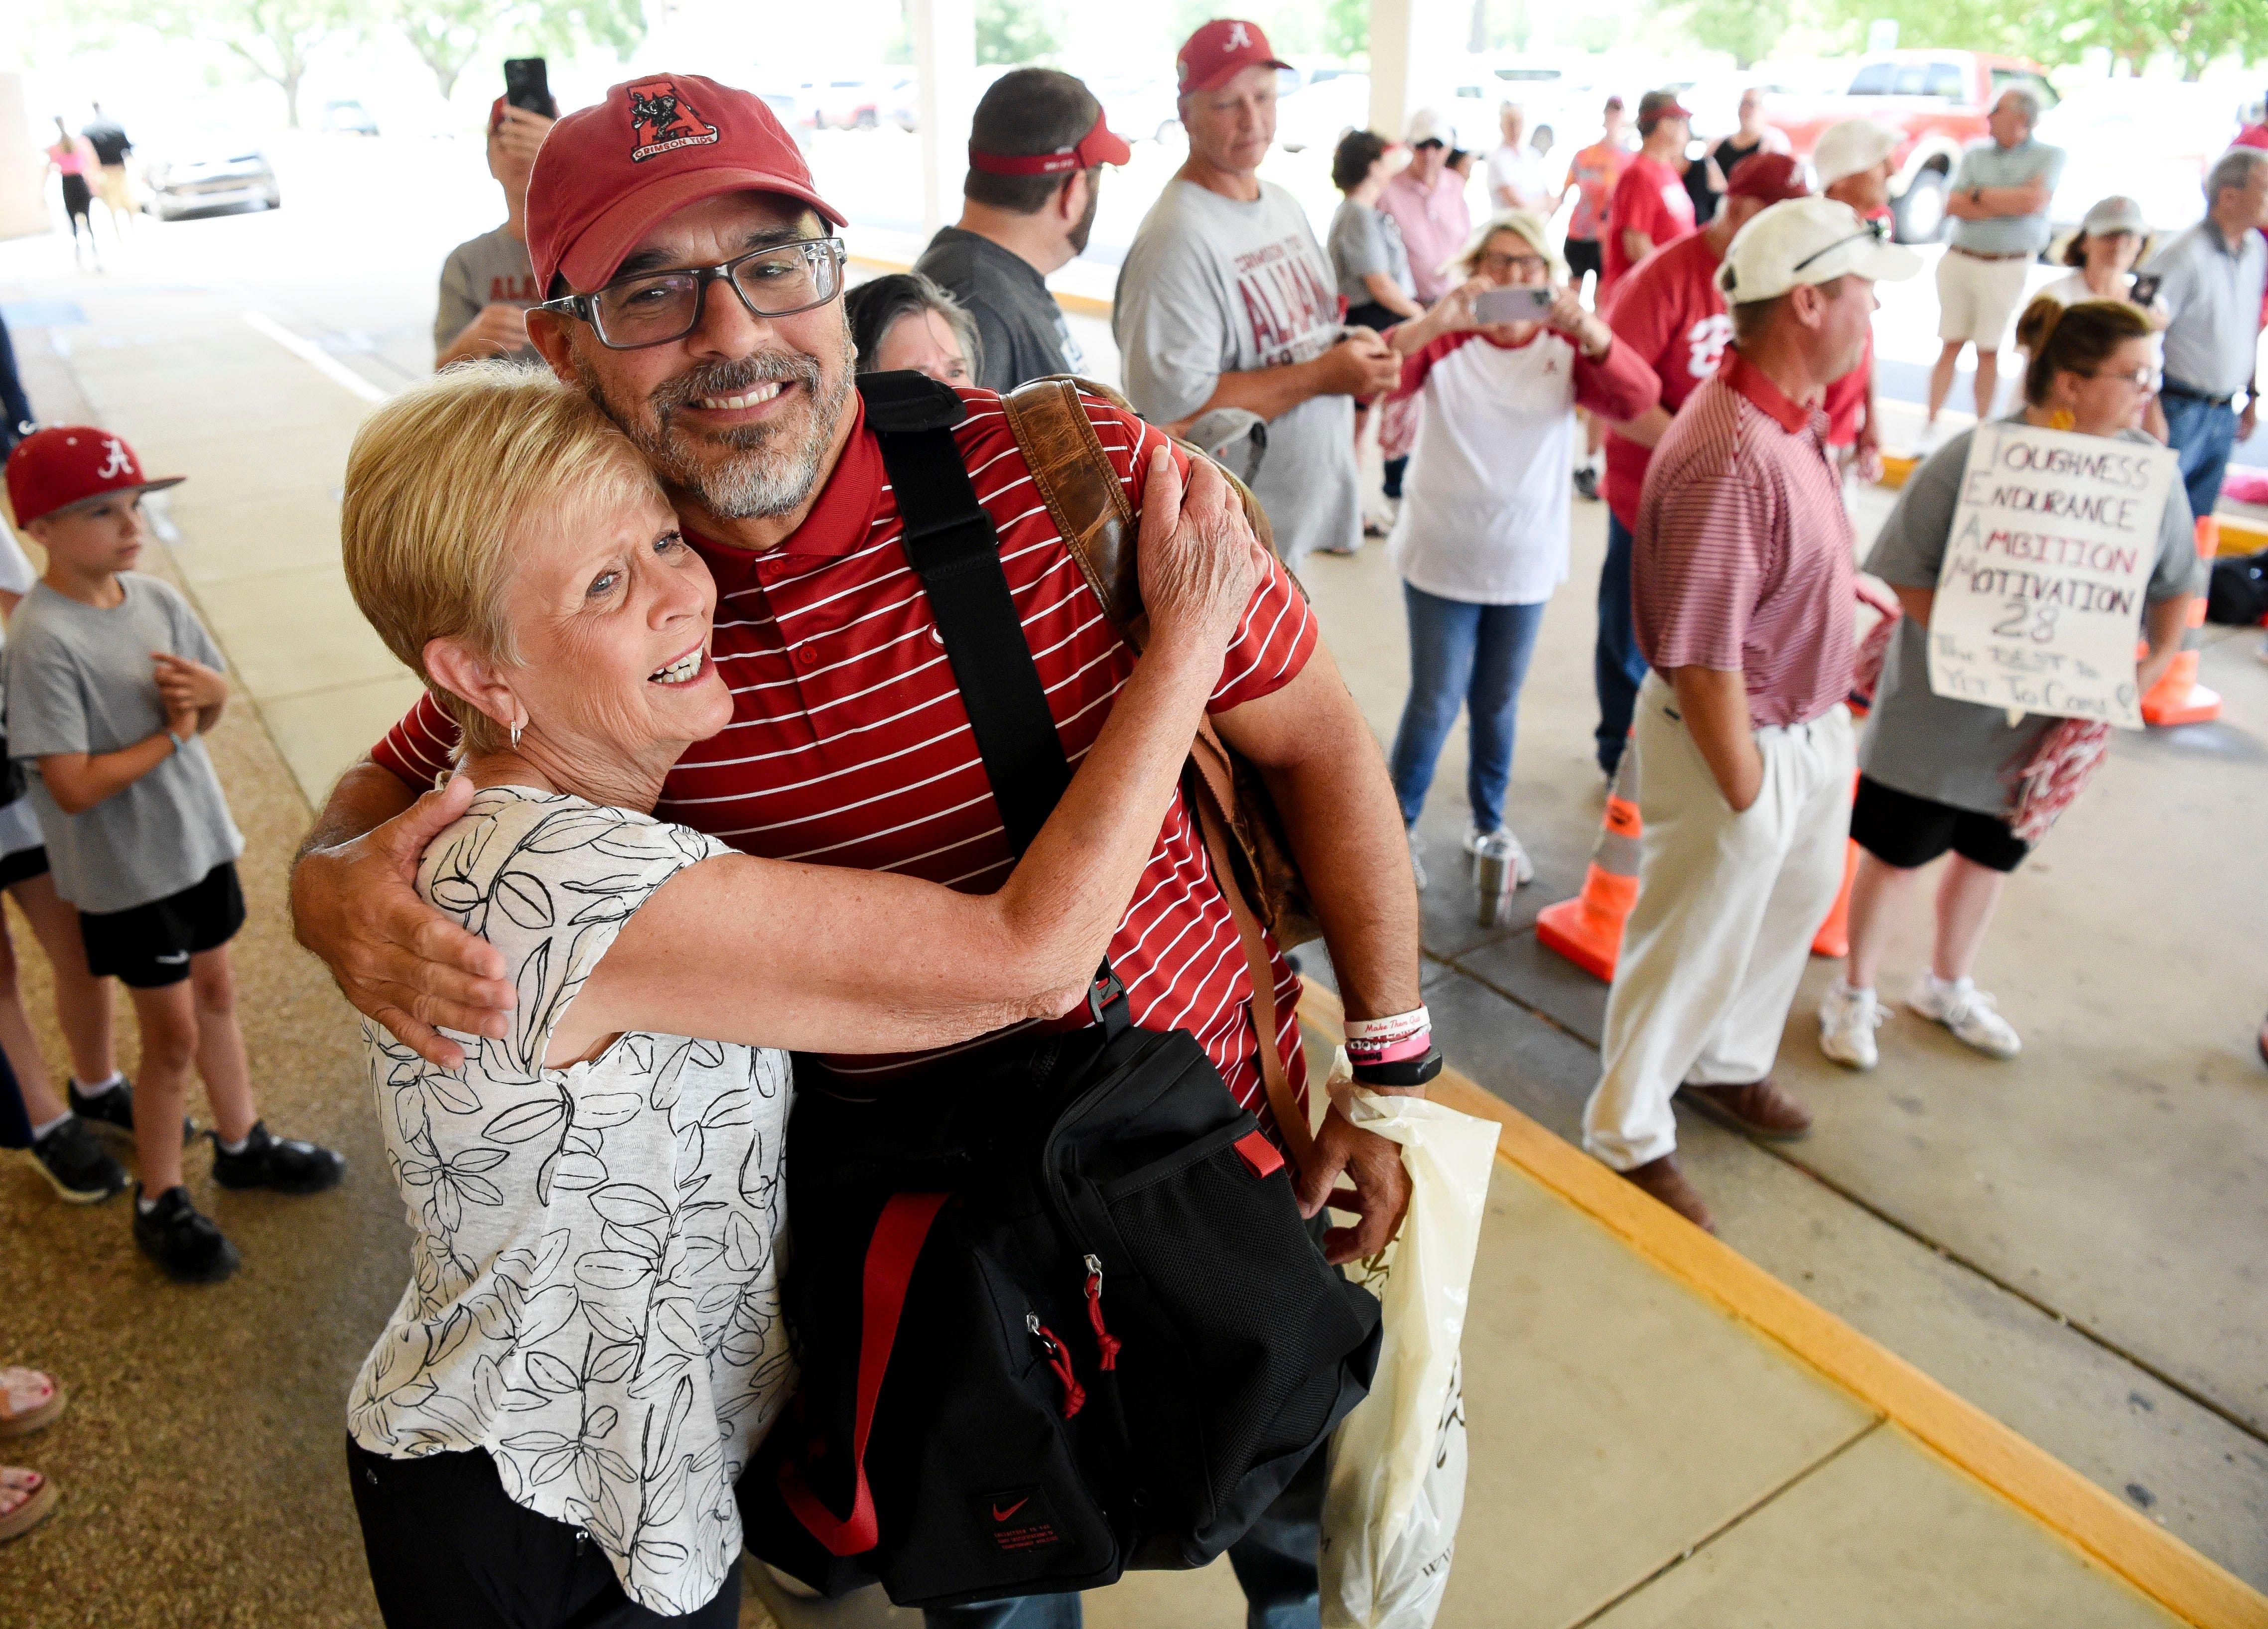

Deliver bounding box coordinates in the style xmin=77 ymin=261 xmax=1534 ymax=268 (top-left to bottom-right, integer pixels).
xmin=2 ymin=425 xmax=341 ymax=1284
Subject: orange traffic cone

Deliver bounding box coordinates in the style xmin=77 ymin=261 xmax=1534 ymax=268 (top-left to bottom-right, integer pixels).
xmin=1812 ymin=819 xmax=1861 ymax=958
xmin=1537 ymin=748 xmax=1642 ymax=981
xmin=2141 ymin=516 xmax=2221 ymax=726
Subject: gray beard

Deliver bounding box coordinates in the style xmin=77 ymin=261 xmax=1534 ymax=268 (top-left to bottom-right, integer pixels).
xmin=581 ymin=332 xmax=855 ymax=520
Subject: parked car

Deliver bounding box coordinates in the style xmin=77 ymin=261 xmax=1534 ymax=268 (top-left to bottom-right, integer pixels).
xmin=2033 ymin=80 xmax=2243 ymax=237
xmin=1275 ymin=72 xmax=1371 ymax=154
xmin=1769 ymin=50 xmax=2060 ymax=243
xmin=321 ymin=99 xmax=379 ymax=136
xmin=807 ymin=77 xmax=883 ymax=130
xmin=143 ymin=142 xmax=279 ymax=221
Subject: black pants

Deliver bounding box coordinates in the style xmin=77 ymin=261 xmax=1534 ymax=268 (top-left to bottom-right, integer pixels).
xmin=347 ymin=1437 xmax=740 ymax=1629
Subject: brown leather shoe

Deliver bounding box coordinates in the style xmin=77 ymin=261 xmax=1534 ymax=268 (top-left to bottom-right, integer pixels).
xmin=1682 ymin=1078 xmax=1813 ymax=1141
xmin=1618 ymin=1155 xmax=1716 ymax=1233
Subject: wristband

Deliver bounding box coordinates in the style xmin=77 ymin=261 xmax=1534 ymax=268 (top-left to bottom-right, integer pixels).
xmin=1341 ymin=1006 xmax=1429 ymax=1043
xmin=1350 ymin=1047 xmax=1443 ymax=1089
xmin=168 ymin=729 xmax=189 ymax=755
xmin=1343 ymin=1006 xmax=1432 ymax=1070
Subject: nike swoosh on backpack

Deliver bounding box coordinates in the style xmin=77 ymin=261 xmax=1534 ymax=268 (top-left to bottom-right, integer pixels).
xmin=990 ymin=1496 xmax=1030 ymax=1522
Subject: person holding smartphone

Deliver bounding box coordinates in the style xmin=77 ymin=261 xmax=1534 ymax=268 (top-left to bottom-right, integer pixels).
xmin=434 ymin=73 xmax=557 ymax=370
xmin=1378 ymin=211 xmax=1660 ymax=894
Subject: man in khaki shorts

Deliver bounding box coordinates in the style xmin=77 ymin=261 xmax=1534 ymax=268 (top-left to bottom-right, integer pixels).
xmin=1925 ymin=89 xmax=2064 ymax=439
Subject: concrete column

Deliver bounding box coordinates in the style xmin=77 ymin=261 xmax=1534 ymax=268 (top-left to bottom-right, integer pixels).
xmin=910 ymin=0 xmax=978 ymax=243
xmin=0 ymin=76 xmax=49 ymax=242
xmin=1367 ymin=0 xmax=1471 ymax=143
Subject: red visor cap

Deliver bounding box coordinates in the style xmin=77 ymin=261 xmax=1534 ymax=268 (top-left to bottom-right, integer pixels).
xmin=969 ymin=110 xmax=1132 ymax=175
xmin=529 ymin=73 xmax=848 ymax=295
xmin=5 ymin=425 xmax=183 ymax=528
xmin=1725 ymin=151 xmax=1810 ymax=205
xmin=1176 ymin=19 xmax=1291 ymax=96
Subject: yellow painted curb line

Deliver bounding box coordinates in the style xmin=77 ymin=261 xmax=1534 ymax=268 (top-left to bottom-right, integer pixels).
xmin=1298 ymin=983 xmax=2268 ymax=1629
xmin=849 ymin=252 xmax=1114 ymax=318
xmin=2215 ymin=515 xmax=2267 ymax=556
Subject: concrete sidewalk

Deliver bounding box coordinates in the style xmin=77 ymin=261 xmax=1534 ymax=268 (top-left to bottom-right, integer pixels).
xmin=0 ymin=255 xmax=2257 ymax=1627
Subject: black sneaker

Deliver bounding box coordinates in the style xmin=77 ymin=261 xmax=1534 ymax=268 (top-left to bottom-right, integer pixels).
xmin=210 ymin=1121 xmax=345 ymax=1196
xmin=68 ymin=1078 xmax=193 ymax=1146
xmin=28 ymin=1114 xmax=129 ymax=1204
xmin=1572 ymin=466 xmax=1601 ymax=502
xmin=133 ymin=1184 xmax=240 ymax=1283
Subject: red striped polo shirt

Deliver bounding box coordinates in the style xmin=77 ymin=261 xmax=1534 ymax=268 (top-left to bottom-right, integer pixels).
xmin=1631 ymin=349 xmax=1855 ymax=727
xmin=371 ymin=387 xmax=1319 ymax=1131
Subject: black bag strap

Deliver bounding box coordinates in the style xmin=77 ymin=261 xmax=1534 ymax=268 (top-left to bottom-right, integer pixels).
xmin=858 ymin=372 xmax=1124 ymax=1026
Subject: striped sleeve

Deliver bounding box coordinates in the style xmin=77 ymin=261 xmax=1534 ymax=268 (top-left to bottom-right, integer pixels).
xmin=1078 ymin=393 xmax=1317 ymax=714
xmin=371 ymin=690 xmax=460 ymax=788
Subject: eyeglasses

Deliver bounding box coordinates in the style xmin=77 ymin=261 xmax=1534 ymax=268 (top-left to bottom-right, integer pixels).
xmin=536 ymin=237 xmax=847 ymax=350
xmin=1788 ymin=215 xmax=1890 ymax=273
xmin=2082 ymin=365 xmax=2162 ymax=391
xmin=1480 ymin=252 xmax=1551 ymax=277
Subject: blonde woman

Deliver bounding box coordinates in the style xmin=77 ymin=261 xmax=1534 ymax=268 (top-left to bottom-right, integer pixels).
xmin=1380 ymin=211 xmax=1659 ymax=891
xmin=336 ymin=363 xmax=1262 ymax=1627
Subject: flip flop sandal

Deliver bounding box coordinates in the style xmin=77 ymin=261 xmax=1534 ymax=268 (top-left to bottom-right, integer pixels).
xmin=0 ymin=1467 xmax=56 ymax=1542
xmin=0 ymin=1370 xmax=66 ymax=1439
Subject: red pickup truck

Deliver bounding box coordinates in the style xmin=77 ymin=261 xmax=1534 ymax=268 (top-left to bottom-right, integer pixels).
xmin=1771 ymin=51 xmax=2061 ymax=244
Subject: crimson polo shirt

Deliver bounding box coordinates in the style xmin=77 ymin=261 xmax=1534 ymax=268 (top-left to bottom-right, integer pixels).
xmin=1632 ymin=350 xmax=1856 ymax=729
xmin=374 ymin=388 xmax=1321 ymax=1131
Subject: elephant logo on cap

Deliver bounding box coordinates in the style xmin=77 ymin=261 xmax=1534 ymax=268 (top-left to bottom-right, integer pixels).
xmin=626 ymin=77 xmax=720 ymax=163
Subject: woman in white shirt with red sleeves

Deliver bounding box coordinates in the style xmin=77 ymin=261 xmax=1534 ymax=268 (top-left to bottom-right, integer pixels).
xmin=1382 ymin=210 xmax=1660 ymax=894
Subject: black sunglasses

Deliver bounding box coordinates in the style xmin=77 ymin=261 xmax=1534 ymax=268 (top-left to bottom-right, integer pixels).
xmin=1790 ymin=216 xmax=1891 ymax=274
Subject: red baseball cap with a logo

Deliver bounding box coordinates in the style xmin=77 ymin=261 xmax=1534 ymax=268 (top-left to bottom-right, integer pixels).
xmin=1725 ymin=151 xmax=1810 ymax=206
xmin=4 ymin=426 xmax=183 ymax=528
xmin=1176 ymin=19 xmax=1291 ymax=96
xmin=527 ymin=73 xmax=848 ymax=296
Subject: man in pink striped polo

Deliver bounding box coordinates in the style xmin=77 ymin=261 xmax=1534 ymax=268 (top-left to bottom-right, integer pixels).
xmin=1584 ymin=198 xmax=1917 ymax=1232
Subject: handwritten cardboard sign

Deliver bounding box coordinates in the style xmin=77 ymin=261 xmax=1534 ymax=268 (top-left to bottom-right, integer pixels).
xmin=1926 ymin=421 xmax=2175 ymax=729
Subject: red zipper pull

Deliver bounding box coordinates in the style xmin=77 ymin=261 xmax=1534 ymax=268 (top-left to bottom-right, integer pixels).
xmin=1083 ymin=1253 xmax=1121 ymax=1372
xmin=1026 ymin=1313 xmax=1086 ymax=1420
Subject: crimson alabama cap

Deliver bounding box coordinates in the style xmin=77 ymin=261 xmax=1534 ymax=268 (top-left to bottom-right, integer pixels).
xmin=1725 ymin=151 xmax=1810 ymax=205
xmin=1176 ymin=19 xmax=1290 ymax=96
xmin=527 ymin=73 xmax=848 ymax=295
xmin=4 ymin=425 xmax=183 ymax=528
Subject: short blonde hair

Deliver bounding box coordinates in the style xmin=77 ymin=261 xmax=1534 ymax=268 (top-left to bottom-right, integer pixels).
xmin=1450 ymin=209 xmax=1567 ymax=283
xmin=341 ymin=362 xmax=664 ymax=756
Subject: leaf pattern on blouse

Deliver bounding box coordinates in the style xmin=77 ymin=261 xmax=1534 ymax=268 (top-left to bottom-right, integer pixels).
xmin=348 ymin=787 xmax=794 ymax=1615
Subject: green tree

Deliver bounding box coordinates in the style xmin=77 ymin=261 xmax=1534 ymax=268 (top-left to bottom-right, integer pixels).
xmin=159 ymin=0 xmax=361 ymax=128
xmin=387 ymin=0 xmax=644 ymax=104
xmin=1661 ymin=0 xmax=1790 ymax=68
xmin=975 ymin=0 xmax=1061 ymax=65
xmin=1824 ymin=0 xmax=2266 ymax=75
xmin=392 ymin=0 xmax=486 ymax=101
xmin=1322 ymin=0 xmax=1369 ymax=58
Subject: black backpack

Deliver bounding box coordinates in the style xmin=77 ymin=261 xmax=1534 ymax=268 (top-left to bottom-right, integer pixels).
xmin=735 ymin=372 xmax=1381 ymax=1609
xmin=2206 ymin=549 xmax=2268 ymax=627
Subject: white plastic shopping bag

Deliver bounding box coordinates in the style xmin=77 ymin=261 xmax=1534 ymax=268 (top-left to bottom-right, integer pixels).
xmin=1319 ymin=1066 xmax=1499 ymax=1629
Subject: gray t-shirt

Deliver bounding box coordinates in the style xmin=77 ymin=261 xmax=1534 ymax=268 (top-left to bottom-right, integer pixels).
xmin=913 ymin=226 xmax=1084 ymax=393
xmin=434 ymin=223 xmax=541 ymax=360
xmin=1946 ymin=137 xmax=2067 ymax=257
xmin=1861 ymin=420 xmax=2204 ymax=816
xmin=1114 ymin=179 xmax=1359 ymax=563
xmin=1327 ymin=198 xmax=1412 ymax=308
xmin=5 ymin=576 xmax=245 ymax=913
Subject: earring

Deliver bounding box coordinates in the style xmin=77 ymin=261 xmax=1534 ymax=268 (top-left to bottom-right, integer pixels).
xmin=510 ymin=720 xmax=524 ymax=750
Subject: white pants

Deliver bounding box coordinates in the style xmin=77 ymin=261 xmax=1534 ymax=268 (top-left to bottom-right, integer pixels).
xmin=1584 ymin=673 xmax=1854 ymax=1171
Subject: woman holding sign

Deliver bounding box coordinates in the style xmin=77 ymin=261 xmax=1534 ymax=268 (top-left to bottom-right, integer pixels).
xmin=1818 ymin=297 xmax=2203 ymax=1071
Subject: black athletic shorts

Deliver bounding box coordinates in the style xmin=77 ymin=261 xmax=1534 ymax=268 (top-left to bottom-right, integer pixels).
xmin=60 ymin=173 xmax=93 ymax=221
xmin=1565 ymin=237 xmax=1603 ymax=283
xmin=1849 ymin=776 xmax=2030 ymax=875
xmin=78 ymin=861 xmax=245 ymax=989
xmin=0 ymin=845 xmax=48 ymax=891
xmin=347 ymin=1437 xmax=740 ymax=1629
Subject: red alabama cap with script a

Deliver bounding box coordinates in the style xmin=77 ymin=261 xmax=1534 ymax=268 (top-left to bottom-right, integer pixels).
xmin=1175 ymin=19 xmax=1291 ymax=96
xmin=5 ymin=425 xmax=184 ymax=528
xmin=526 ymin=73 xmax=848 ymax=296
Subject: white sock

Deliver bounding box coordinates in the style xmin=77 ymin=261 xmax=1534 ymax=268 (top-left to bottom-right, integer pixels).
xmin=136 ymin=1191 xmax=159 ymax=1215
xmin=1834 ymin=979 xmax=1874 ymax=1002
xmin=72 ymin=1072 xmax=125 ymax=1097
xmin=30 ymin=1110 xmax=71 ymax=1141
xmin=218 ymin=1132 xmax=251 ymax=1156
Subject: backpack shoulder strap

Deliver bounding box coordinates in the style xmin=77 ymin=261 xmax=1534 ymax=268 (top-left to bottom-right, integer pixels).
xmin=859 ymin=371 xmax=1067 ymax=855
xmin=998 ymin=376 xmax=1142 ymax=629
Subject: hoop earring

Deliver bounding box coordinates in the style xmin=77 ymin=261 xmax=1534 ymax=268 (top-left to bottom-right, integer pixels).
xmin=510 ymin=721 xmax=524 ymax=750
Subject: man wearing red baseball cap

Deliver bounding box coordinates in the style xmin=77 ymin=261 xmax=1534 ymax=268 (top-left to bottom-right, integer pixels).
xmin=1601 ymin=89 xmax=1697 ymax=296
xmin=913 ymin=67 xmax=1130 ymax=391
xmin=293 ymin=69 xmax=1425 ymax=1627
xmin=1115 ymin=20 xmax=1399 ymax=564
xmin=1593 ymin=151 xmax=1811 ymax=780
xmin=432 ymin=95 xmax=556 ymax=371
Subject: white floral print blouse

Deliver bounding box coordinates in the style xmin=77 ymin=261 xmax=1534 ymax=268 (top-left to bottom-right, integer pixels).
xmin=349 ymin=786 xmax=795 ymax=1616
